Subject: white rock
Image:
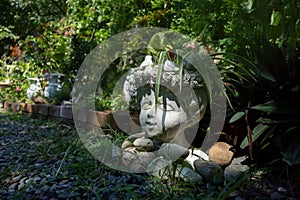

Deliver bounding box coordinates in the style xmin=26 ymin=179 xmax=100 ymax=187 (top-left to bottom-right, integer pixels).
xmin=185 ymin=149 xmax=209 ymax=169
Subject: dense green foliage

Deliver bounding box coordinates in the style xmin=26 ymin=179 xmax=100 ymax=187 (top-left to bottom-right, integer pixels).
xmin=0 ymin=0 xmax=299 ymax=167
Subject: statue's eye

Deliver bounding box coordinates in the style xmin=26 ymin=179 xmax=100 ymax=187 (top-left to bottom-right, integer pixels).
xmin=142 ymin=102 xmax=152 ymax=110
xmin=158 ymin=102 xmax=175 ymax=111
xmin=165 ymin=104 xmax=176 ymax=111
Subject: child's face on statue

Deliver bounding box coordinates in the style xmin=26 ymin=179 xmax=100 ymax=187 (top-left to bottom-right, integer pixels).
xmin=139 ymin=90 xmax=187 ymax=139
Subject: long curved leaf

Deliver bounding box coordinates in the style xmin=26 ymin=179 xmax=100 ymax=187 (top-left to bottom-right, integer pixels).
xmin=155 ymin=51 xmax=165 ymax=110
xmin=252 ymin=101 xmax=300 ymax=115
xmin=282 ymin=139 xmax=300 ymax=166
xmin=240 ymin=123 xmax=269 ymax=149
xmin=229 ymin=111 xmax=246 ymax=123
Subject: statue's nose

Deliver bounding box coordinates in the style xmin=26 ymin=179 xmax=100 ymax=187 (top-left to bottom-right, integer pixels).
xmin=147 ymin=105 xmax=156 ymax=118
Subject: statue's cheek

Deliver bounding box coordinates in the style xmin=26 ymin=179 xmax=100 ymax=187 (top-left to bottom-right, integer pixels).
xmin=180 ymin=111 xmax=187 ymax=122
xmin=164 ymin=112 xmax=182 ymax=128
xmin=139 ymin=111 xmax=148 ymax=125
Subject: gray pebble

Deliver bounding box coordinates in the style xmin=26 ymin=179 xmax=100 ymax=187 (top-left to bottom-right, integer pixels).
xmin=8 ymin=182 xmax=18 ymax=192
xmin=40 ymin=177 xmax=48 ymax=184
xmin=270 ymin=192 xmax=286 ymax=200
xmin=41 ymin=185 xmax=50 ymax=193
xmin=277 ymin=187 xmax=287 ymax=193
xmin=12 ymin=174 xmax=23 ymax=182
xmin=18 ymin=180 xmax=26 ymax=190
xmin=224 ymin=156 xmax=249 ymax=181
xmin=194 ymin=158 xmax=223 ymax=184
xmin=35 ymin=189 xmax=42 ymax=195
xmin=133 ymin=138 xmax=154 ymax=151
xmin=57 ymin=189 xmax=69 ymax=199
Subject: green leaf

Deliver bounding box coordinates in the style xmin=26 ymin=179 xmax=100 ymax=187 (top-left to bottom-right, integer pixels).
xmin=97 ymin=15 xmax=103 ymax=23
xmin=50 ymin=43 xmax=67 ymax=61
xmin=240 ymin=123 xmax=269 ymax=149
xmin=282 ymin=139 xmax=300 ymax=166
xmin=257 ymin=117 xmax=300 ymax=124
xmin=251 ymin=101 xmax=276 ymax=113
xmin=147 ymin=32 xmax=166 ymax=55
xmin=176 ymin=50 xmax=184 ymax=92
xmin=251 ymin=101 xmax=300 ymax=115
xmin=211 ymin=52 xmax=258 ymax=81
xmin=229 ymin=111 xmax=246 ymax=123
xmin=242 ymin=0 xmax=254 ymax=13
xmin=155 ymin=51 xmax=165 ymax=108
xmin=260 ymin=70 xmax=276 ymax=82
xmin=270 ymin=11 xmax=281 ymax=26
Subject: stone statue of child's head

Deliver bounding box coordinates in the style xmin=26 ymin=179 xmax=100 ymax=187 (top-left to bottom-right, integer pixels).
xmin=124 ymin=55 xmax=208 ymax=145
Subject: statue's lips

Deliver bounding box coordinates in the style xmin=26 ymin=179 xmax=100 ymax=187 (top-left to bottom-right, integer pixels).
xmin=145 ymin=121 xmax=157 ymax=127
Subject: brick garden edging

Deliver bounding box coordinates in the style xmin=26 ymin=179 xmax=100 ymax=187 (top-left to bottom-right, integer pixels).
xmin=2 ymin=101 xmax=141 ymax=134
xmin=3 ymin=101 xmax=73 ymax=120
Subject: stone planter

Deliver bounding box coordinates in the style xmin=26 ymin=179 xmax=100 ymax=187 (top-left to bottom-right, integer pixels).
xmin=1 ymin=101 xmax=142 ymax=134
xmin=110 ymin=111 xmax=142 ymax=134
xmin=48 ymin=105 xmax=61 ymax=118
xmin=23 ymin=104 xmax=39 ymax=114
xmin=97 ymin=111 xmax=112 ymax=128
xmin=73 ymin=108 xmax=89 ymax=123
xmin=37 ymin=104 xmax=50 ymax=116
xmin=130 ymin=113 xmax=141 ymax=133
xmin=85 ymin=110 xmax=142 ymax=133
xmin=59 ymin=105 xmax=73 ymax=120
xmin=87 ymin=110 xmax=111 ymax=128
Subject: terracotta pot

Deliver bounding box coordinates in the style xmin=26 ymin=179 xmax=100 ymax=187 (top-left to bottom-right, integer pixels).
xmin=97 ymin=111 xmax=111 ymax=128
xmin=87 ymin=110 xmax=110 ymax=128
xmin=24 ymin=104 xmax=39 ymax=114
xmin=3 ymin=102 xmax=11 ymax=111
xmin=109 ymin=110 xmax=142 ymax=134
xmin=3 ymin=102 xmax=26 ymax=113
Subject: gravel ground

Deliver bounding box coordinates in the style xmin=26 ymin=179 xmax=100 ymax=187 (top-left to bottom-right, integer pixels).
xmin=0 ymin=112 xmax=154 ymax=200
xmin=0 ymin=111 xmax=299 ymax=200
